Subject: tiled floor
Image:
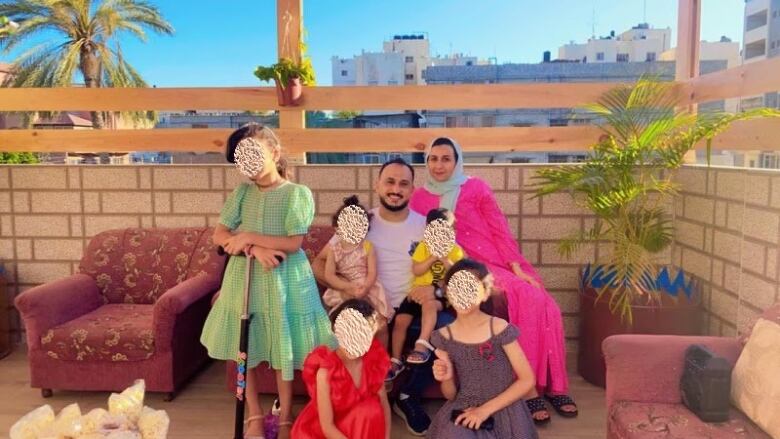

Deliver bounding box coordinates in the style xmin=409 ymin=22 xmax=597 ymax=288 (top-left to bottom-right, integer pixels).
xmin=1 ymin=349 xmax=606 ymax=438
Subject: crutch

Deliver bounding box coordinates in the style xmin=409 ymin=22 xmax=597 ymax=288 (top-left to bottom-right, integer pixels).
xmin=217 ymin=246 xmax=254 ymax=439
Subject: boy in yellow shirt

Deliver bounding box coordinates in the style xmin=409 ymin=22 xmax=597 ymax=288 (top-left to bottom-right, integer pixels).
xmin=387 ymin=208 xmax=465 ymax=381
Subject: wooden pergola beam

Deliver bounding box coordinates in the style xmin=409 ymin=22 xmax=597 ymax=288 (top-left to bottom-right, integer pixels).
xmin=676 ymin=0 xmax=702 ymax=163
xmin=277 ymin=0 xmax=306 ymax=163
xmin=1 ymin=120 xmax=776 ymax=153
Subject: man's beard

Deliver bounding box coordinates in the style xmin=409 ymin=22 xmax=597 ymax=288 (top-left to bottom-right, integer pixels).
xmin=379 ymin=194 xmax=408 ymax=212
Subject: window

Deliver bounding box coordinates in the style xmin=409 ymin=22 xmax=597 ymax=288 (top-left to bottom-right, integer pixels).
xmin=760 ymin=153 xmax=780 ymax=169
xmin=405 ymin=56 xmax=414 ymax=63
xmin=191 ymin=123 xmax=208 ymax=129
xmin=646 ymin=52 xmax=657 ymax=62
xmin=445 ymin=116 xmax=457 ymax=127
xmin=746 ymin=10 xmax=768 ymax=31
xmin=340 ymin=70 xmax=348 ymax=76
xmin=617 ymin=53 xmax=629 ymax=62
xmin=745 ymin=39 xmax=767 ymax=59
xmin=596 ymin=52 xmax=605 ymax=61
xmin=549 ymin=118 xmax=569 ymax=127
xmin=741 ymin=96 xmax=764 ymax=111
xmin=548 ymin=154 xmax=587 ymax=163
xmin=363 ymin=154 xmax=381 ymax=164
xmin=466 ymin=61 xmax=473 ymax=66
xmin=405 ymin=73 xmax=414 ymax=80
xmin=481 ymin=115 xmax=496 ymax=127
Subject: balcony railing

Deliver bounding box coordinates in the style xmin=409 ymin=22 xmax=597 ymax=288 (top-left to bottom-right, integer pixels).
xmin=1 ymin=58 xmax=780 ymax=153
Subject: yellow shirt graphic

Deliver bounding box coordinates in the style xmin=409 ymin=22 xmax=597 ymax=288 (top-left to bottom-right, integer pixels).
xmin=412 ymin=241 xmax=465 ymax=287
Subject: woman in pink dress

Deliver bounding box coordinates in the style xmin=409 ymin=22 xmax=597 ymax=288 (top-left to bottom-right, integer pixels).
xmin=409 ymin=137 xmax=578 ymax=424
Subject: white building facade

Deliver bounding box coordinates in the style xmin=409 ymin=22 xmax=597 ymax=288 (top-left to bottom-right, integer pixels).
xmin=332 ymin=34 xmax=482 ymax=86
xmin=734 ymin=0 xmax=780 ymax=168
xmin=558 ymin=24 xmax=672 ymax=64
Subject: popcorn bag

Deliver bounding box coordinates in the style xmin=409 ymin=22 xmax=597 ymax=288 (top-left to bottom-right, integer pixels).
xmin=9 ymin=380 xmax=170 ymax=439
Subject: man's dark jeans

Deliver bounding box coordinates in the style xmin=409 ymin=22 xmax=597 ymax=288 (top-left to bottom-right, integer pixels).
xmin=392 ymin=309 xmax=456 ymax=397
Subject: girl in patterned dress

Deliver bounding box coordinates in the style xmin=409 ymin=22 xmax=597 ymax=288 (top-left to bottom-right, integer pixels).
xmin=200 ymin=124 xmax=335 ymax=439
xmin=427 ymin=259 xmax=538 ymax=439
xmin=322 ymin=195 xmax=392 ymax=346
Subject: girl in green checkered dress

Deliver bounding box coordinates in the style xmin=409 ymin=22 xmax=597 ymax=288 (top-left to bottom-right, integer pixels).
xmin=200 ymin=124 xmax=335 ymax=439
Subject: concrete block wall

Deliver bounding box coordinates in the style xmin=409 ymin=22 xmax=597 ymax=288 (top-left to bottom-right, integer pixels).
xmin=2 ymin=164 xmax=779 ymax=360
xmin=674 ymin=165 xmax=780 ymax=337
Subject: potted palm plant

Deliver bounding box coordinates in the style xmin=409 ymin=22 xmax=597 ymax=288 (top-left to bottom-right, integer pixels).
xmin=533 ymin=77 xmax=780 ymax=386
xmin=254 ymin=56 xmax=315 ymax=107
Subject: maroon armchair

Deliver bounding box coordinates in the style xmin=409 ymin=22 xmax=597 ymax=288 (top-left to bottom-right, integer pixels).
xmin=15 ymin=227 xmax=226 ymax=400
xmin=603 ymin=302 xmax=780 ymax=439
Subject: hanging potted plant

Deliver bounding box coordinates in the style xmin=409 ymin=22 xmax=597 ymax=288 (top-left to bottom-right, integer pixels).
xmin=533 ymin=77 xmax=780 ymax=387
xmin=254 ymin=56 xmax=315 ymax=107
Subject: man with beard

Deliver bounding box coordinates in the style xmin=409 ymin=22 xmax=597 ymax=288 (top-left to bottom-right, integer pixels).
xmin=312 ymin=158 xmax=450 ymax=436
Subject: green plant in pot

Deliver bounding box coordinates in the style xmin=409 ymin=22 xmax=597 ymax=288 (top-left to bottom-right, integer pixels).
xmin=532 ymin=77 xmax=780 ymax=387
xmin=0 ymin=15 xmax=19 ymax=35
xmin=254 ymin=56 xmax=315 ymax=107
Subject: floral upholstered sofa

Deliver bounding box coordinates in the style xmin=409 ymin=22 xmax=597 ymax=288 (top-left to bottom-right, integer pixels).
xmin=15 ymin=227 xmax=226 ymax=400
xmin=603 ymin=302 xmax=780 ymax=439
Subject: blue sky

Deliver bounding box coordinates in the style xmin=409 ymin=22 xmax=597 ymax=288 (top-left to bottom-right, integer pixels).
xmin=2 ymin=0 xmax=745 ymax=87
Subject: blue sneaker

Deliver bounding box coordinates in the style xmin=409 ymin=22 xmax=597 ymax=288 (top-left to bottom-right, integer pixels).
xmin=393 ymin=397 xmax=430 ymax=436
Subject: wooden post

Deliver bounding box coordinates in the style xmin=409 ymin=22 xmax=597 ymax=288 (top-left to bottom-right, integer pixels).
xmin=277 ymin=0 xmax=307 ymax=166
xmin=676 ymin=0 xmax=701 ymax=163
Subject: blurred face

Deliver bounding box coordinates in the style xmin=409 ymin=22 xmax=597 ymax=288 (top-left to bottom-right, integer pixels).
xmin=375 ymin=163 xmax=414 ymax=212
xmin=334 ymin=308 xmax=376 ymax=359
xmin=248 ymin=142 xmax=281 ymax=182
xmin=446 ymin=269 xmax=489 ymax=315
xmin=336 ymin=206 xmax=369 ymax=245
xmin=427 ymin=144 xmax=457 ymax=182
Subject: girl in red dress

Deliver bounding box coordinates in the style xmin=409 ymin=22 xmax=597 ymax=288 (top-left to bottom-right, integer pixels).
xmin=291 ymin=299 xmax=391 ymax=439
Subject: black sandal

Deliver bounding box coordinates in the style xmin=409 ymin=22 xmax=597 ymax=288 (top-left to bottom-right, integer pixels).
xmin=525 ymin=397 xmax=551 ymax=425
xmin=545 ymin=394 xmax=578 ymax=418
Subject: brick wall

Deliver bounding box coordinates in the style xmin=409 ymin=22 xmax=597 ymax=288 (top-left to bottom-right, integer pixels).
xmin=2 ymin=164 xmax=778 ymax=357
xmin=674 ymin=165 xmax=780 ymax=337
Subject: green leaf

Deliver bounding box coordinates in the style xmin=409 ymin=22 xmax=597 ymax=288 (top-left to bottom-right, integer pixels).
xmin=533 ymin=77 xmax=780 ymax=322
xmin=1 ymin=0 xmax=173 ymax=128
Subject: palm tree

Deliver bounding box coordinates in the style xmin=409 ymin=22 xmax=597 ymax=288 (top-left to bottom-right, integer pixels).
xmin=0 ymin=0 xmax=173 ymax=128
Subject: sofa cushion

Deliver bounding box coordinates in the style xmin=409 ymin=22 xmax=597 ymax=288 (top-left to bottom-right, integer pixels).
xmin=302 ymin=225 xmax=335 ymax=263
xmin=731 ymin=318 xmax=780 ymax=438
xmin=41 ymin=304 xmax=155 ymax=362
xmin=81 ymin=228 xmax=214 ymax=304
xmin=608 ymin=401 xmax=770 ymax=439
xmin=187 ymin=229 xmax=226 ymax=280
xmin=739 ymin=302 xmax=780 ymax=345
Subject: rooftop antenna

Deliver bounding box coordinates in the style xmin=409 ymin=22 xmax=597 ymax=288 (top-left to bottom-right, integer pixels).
xmin=643 ymin=0 xmax=647 ymax=24
xmin=590 ymin=2 xmax=597 ymax=38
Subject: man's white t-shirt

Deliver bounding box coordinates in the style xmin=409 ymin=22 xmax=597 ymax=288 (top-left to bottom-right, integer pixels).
xmin=367 ymin=208 xmax=426 ymax=308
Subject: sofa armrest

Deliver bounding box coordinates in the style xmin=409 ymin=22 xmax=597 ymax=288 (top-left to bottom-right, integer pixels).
xmin=603 ymin=334 xmax=743 ymax=409
xmin=153 ymin=274 xmax=221 ymax=349
xmin=14 ymin=274 xmax=102 ymax=350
